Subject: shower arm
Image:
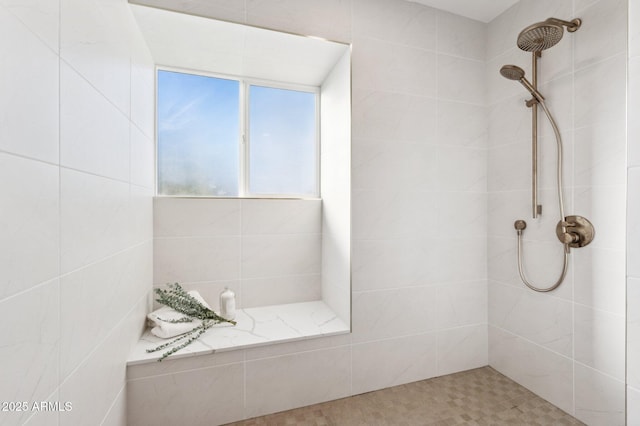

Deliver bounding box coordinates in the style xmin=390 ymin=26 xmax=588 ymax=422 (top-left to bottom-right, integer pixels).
xmin=544 ymin=17 xmax=582 ymax=32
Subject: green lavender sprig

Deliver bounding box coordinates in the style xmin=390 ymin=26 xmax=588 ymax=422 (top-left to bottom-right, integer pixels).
xmin=146 ymin=283 xmax=236 ymax=361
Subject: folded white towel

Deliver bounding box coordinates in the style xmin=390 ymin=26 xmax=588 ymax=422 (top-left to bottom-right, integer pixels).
xmin=147 ymin=291 xmax=211 ymax=339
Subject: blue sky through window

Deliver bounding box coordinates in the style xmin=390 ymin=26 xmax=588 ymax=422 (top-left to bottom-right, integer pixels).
xmin=157 ymin=70 xmax=318 ymax=197
xmin=249 ymin=85 xmax=317 ymax=195
xmin=157 ymin=70 xmax=239 ymax=196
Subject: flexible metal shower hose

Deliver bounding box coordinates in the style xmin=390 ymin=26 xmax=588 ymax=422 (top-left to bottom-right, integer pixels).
xmin=515 ymin=99 xmax=570 ymax=292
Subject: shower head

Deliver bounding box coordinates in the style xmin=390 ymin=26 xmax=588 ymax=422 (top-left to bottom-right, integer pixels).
xmin=517 ymin=17 xmax=582 ymax=52
xmin=499 ymin=65 xmax=545 ymax=102
xmin=500 ymin=64 xmax=525 ymax=80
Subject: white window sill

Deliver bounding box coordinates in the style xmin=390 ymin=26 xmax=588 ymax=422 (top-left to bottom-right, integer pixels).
xmin=127 ymin=300 xmax=350 ymax=366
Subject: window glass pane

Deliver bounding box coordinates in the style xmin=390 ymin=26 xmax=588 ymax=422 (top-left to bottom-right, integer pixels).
xmin=157 ymin=70 xmax=239 ymax=196
xmin=248 ymin=85 xmax=317 ymax=196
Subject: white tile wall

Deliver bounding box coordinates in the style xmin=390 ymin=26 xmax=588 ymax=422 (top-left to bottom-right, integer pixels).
xmin=128 ymin=362 xmax=245 ymax=426
xmin=129 ymin=1 xmax=490 ymax=424
xmin=0 ymin=154 xmax=60 ymax=300
xmin=437 ymin=324 xmax=488 ymax=376
xmin=629 ymin=0 xmax=640 ymax=423
xmin=0 ymin=280 xmax=59 ymax=426
xmin=351 ymin=333 xmax=437 ymax=395
xmin=60 ymin=62 xmax=131 ymax=181
xmin=244 ymin=346 xmax=351 ymax=418
xmin=0 ymin=1 xmax=154 ymax=426
xmin=574 ymin=363 xmax=626 ymax=426
xmin=153 ymin=197 xmax=323 ymax=309
xmin=0 ymin=6 xmax=59 ymax=163
xmin=17 ymin=0 xmax=631 ymax=424
xmin=352 ymin=0 xmax=437 ymax=49
xmin=489 ymin=325 xmax=574 ymax=414
xmin=488 ymin=0 xmax=628 ymax=424
xmin=246 ymin=0 xmax=351 ymax=43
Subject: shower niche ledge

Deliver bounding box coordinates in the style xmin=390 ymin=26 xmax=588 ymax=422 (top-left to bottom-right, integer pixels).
xmin=127 ymin=301 xmax=349 ymax=366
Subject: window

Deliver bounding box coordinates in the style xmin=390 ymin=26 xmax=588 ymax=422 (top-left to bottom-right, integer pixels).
xmin=157 ymin=69 xmax=319 ymax=197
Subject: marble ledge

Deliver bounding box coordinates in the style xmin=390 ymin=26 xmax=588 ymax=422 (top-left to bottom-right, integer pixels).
xmin=127 ymin=300 xmax=350 ymax=365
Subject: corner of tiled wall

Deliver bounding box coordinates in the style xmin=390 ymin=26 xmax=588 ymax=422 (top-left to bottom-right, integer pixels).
xmin=0 ymin=0 xmax=155 ymax=425
xmin=488 ymin=0 xmax=628 ymax=424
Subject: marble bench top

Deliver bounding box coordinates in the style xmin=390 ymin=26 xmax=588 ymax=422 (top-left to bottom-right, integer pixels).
xmin=127 ymin=300 xmax=350 ymax=366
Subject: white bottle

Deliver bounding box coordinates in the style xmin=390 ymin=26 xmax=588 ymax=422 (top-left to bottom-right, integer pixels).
xmin=219 ymin=287 xmax=236 ymax=320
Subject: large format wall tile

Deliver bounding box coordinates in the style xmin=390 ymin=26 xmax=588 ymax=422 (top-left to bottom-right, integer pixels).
xmin=154 ymin=198 xmax=241 ymax=237
xmin=628 ymin=168 xmax=640 ymax=278
xmin=574 ymin=363 xmax=625 ymax=426
xmin=241 ymin=234 xmax=321 ymax=279
xmin=128 ymin=363 xmax=245 ymax=426
xmin=629 ymin=386 xmax=640 ymax=426
xmin=352 ymin=37 xmax=437 ymax=97
xmin=436 ymin=281 xmax=487 ymax=329
xmin=629 ymin=277 xmax=640 ymax=389
xmin=0 ymin=6 xmax=59 ymax=164
xmin=489 ymin=326 xmax=574 ymax=415
xmin=130 ymin=0 xmax=246 ymax=25
xmin=60 ymin=244 xmax=151 ymax=380
xmin=574 ymin=53 xmax=627 ymax=130
xmin=574 ymin=0 xmax=627 ymax=70
xmin=1 ymin=1 xmax=154 ymax=426
xmin=352 ymin=333 xmax=437 ymax=395
xmin=60 ymin=168 xmax=131 ymax=274
xmin=352 ymin=139 xmax=438 ymax=191
xmin=154 ymin=236 xmax=241 ymax=283
xmin=0 ymin=153 xmax=60 ymax=300
xmin=130 ymin=124 xmax=155 ymax=189
xmin=351 ymin=89 xmax=437 ymax=143
xmin=489 ymin=282 xmax=572 ymax=356
xmin=437 ymin=324 xmax=488 ymax=376
xmin=437 ymin=11 xmax=486 ymax=61
xmin=352 ymin=238 xmax=440 ymax=291
xmin=438 ymin=100 xmax=487 ymax=147
xmin=573 ymin=247 xmax=626 ymax=315
xmin=352 ymin=287 xmax=438 ymax=343
xmin=438 ymin=55 xmax=485 ymax=105
xmin=241 ymin=199 xmax=321 ymax=235
xmin=60 ymin=298 xmax=147 ymax=426
xmin=0 ymin=0 xmax=60 ymax=52
xmin=246 ymin=0 xmax=351 ymax=43
xmin=0 ymin=280 xmax=59 ymax=426
xmin=574 ymin=305 xmax=626 ymax=380
xmin=245 ymin=346 xmax=351 ymax=418
xmin=60 ymin=62 xmax=130 ymax=181
xmin=61 ymin=0 xmax=133 ymax=115
xmin=352 ymin=0 xmax=436 ymax=49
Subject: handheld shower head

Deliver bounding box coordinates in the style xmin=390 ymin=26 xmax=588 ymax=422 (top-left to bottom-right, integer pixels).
xmin=499 ymin=65 xmax=545 ymax=102
xmin=500 ymin=64 xmax=525 ymax=80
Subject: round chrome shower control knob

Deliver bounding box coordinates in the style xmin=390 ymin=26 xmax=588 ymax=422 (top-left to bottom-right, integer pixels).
xmin=514 ymin=220 xmax=527 ymax=232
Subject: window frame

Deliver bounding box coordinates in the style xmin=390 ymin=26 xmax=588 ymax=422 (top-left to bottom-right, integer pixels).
xmin=155 ymin=65 xmax=321 ymax=199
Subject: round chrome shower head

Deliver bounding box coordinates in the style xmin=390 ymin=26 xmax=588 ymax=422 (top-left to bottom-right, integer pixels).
xmin=517 ymin=21 xmax=564 ymax=52
xmin=500 ymin=64 xmax=525 ymax=81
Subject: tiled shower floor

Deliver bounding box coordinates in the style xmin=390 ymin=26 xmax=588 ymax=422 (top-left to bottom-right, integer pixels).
xmin=226 ymin=367 xmax=584 ymax=425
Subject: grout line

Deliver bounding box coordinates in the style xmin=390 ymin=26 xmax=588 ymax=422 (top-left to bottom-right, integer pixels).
xmin=0 ymin=149 xmax=60 ymax=168
xmin=489 ymin=323 xmax=575 ymax=362
xmin=0 ymin=3 xmax=59 ymax=57
xmin=59 ymin=291 xmax=149 ymax=388
xmin=57 ymin=4 xmax=62 ymax=423
xmin=59 ymin=57 xmax=132 ymax=123
xmin=99 ymin=383 xmax=125 ymax=426
xmin=57 ymin=240 xmax=152 ymax=282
